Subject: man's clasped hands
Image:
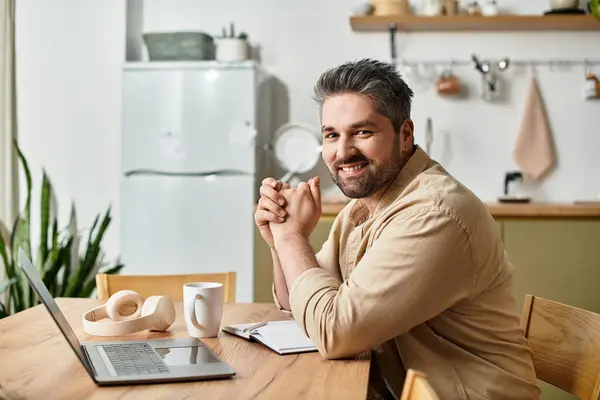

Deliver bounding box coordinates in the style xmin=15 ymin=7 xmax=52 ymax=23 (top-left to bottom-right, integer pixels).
xmin=254 ymin=176 xmax=323 ymax=249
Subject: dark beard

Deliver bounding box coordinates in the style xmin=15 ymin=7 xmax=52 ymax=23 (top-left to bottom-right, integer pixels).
xmin=329 ymin=136 xmax=403 ymax=199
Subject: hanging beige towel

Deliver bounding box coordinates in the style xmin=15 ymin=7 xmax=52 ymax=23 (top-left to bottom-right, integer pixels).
xmin=513 ymin=74 xmax=556 ymax=181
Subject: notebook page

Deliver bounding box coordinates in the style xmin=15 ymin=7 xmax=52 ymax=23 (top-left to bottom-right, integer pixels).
xmin=254 ymin=321 xmax=316 ymax=351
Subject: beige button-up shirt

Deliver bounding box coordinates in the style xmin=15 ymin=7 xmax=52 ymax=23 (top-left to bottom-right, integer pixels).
xmin=273 ymin=146 xmax=540 ymax=399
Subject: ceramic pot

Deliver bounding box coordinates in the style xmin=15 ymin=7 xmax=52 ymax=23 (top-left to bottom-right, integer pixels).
xmin=215 ymin=38 xmax=249 ymax=62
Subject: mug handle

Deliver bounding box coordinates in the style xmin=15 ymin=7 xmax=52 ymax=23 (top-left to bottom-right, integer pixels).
xmin=186 ymin=293 xmax=203 ymax=329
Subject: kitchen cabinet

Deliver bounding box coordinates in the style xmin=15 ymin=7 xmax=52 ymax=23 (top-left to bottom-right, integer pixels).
xmin=500 ymin=219 xmax=600 ymax=400
xmin=253 ymin=217 xmax=335 ymax=303
xmin=255 ymin=216 xmax=600 ymax=310
xmin=502 ymin=219 xmax=600 ymax=314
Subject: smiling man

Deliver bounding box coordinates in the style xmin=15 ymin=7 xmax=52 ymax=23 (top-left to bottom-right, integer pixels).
xmin=254 ymin=59 xmax=540 ymax=399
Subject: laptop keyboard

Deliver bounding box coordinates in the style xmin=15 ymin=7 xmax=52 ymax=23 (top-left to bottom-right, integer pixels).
xmin=102 ymin=343 xmax=169 ymax=376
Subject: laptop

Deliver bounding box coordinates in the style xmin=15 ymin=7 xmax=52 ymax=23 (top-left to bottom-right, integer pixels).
xmin=17 ymin=248 xmax=236 ymax=385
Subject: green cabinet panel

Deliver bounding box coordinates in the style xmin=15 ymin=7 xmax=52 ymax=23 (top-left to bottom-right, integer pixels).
xmin=502 ymin=219 xmax=600 ymax=400
xmin=503 ymin=220 xmax=600 ymax=314
xmin=253 ymin=217 xmax=336 ymax=303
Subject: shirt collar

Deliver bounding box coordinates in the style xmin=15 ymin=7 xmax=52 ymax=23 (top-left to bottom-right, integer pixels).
xmin=348 ymin=145 xmax=433 ymax=226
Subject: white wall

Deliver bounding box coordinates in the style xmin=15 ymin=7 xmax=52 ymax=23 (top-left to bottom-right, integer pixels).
xmin=14 ymin=0 xmax=600 ymax=262
xmin=16 ymin=1 xmax=125 ymax=261
xmin=143 ymin=0 xmax=600 ymax=203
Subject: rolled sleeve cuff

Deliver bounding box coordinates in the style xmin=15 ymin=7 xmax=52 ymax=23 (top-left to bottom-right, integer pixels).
xmin=271 ymin=283 xmax=293 ymax=316
xmin=289 ymin=267 xmax=340 ymax=336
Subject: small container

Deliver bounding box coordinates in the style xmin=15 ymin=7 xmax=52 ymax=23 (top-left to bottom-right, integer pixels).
xmin=215 ymin=38 xmax=249 ymax=62
xmin=466 ymin=1 xmax=482 ymax=15
xmin=481 ymin=0 xmax=499 ymax=15
xmin=372 ymin=0 xmax=410 ymax=16
xmin=143 ymin=32 xmax=215 ymax=61
xmin=443 ymin=0 xmax=459 ymax=15
xmin=585 ymin=74 xmax=598 ymax=99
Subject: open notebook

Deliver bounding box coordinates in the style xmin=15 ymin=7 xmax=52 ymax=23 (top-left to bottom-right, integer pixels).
xmin=222 ymin=320 xmax=317 ymax=355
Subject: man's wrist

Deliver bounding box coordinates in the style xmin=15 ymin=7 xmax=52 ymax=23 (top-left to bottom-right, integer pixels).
xmin=273 ymin=232 xmax=309 ymax=249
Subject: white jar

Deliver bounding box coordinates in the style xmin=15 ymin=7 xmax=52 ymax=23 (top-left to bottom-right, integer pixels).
xmin=216 ymin=38 xmax=249 ymax=62
xmin=481 ymin=0 xmax=499 ymax=15
xmin=584 ymin=74 xmax=598 ymax=100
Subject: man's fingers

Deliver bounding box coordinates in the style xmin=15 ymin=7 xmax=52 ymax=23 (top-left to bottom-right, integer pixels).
xmin=260 ymin=183 xmax=286 ymax=206
xmin=309 ymin=176 xmax=322 ymax=210
xmin=255 ymin=209 xmax=285 ymax=224
xmin=262 ymin=177 xmax=282 ymax=190
xmin=258 ymin=196 xmax=287 ymax=218
xmin=281 ymin=182 xmax=291 ymax=190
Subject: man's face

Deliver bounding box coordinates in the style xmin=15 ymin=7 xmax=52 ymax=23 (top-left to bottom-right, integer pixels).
xmin=321 ymin=93 xmax=407 ymax=199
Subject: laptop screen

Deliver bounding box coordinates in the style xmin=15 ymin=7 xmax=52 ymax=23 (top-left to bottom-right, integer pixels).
xmin=17 ymin=248 xmax=93 ymax=375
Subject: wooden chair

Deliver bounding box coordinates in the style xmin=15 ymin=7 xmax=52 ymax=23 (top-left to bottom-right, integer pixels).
xmin=521 ymin=294 xmax=600 ymax=399
xmin=95 ymin=272 xmax=237 ymax=303
xmin=400 ymin=369 xmax=439 ymax=400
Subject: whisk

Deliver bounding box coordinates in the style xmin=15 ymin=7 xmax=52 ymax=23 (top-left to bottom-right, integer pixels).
xmin=425 ymin=117 xmax=433 ymax=155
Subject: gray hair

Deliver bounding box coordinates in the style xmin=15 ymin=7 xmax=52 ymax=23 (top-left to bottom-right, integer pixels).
xmin=312 ymin=58 xmax=414 ymax=133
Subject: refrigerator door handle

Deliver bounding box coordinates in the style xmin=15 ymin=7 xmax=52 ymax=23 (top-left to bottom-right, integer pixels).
xmin=124 ymin=169 xmax=255 ymax=178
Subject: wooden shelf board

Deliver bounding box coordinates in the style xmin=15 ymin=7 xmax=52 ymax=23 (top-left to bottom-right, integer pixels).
xmin=350 ymin=15 xmax=600 ymax=32
xmin=319 ymin=201 xmax=600 ymax=218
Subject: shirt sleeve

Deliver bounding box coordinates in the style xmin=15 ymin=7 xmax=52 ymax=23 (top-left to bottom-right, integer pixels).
xmin=288 ymin=207 xmax=475 ymax=359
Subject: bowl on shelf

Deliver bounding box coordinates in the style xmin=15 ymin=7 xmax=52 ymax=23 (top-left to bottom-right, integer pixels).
xmin=549 ymin=0 xmax=579 ymax=10
xmin=143 ymin=32 xmax=216 ymax=61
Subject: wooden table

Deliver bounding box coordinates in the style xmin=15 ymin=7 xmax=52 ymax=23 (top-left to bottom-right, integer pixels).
xmin=0 ymin=298 xmax=370 ymax=399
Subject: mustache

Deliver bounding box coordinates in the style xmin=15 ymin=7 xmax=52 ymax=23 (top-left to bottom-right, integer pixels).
xmin=333 ymin=154 xmax=369 ymax=169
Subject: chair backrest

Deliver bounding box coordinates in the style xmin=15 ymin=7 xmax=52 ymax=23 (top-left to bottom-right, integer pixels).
xmin=521 ymin=294 xmax=600 ymax=400
xmin=95 ymin=272 xmax=237 ymax=303
xmin=400 ymin=369 xmax=439 ymax=400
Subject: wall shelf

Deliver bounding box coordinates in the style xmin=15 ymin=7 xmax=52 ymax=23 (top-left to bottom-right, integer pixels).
xmin=349 ymin=14 xmax=600 ymax=32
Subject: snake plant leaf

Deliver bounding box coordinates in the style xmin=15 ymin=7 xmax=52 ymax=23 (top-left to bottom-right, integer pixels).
xmin=0 ymin=220 xmax=10 ymax=250
xmin=8 ymin=215 xmax=24 ymax=311
xmin=0 ymin=279 xmax=15 ymax=297
xmin=11 ymin=214 xmax=30 ymax=311
xmin=0 ymin=277 xmax=14 ymax=317
xmin=0 ymin=277 xmax=13 ymax=319
xmin=80 ymin=263 xmax=124 ymax=298
xmin=0 ymin=220 xmax=11 ymax=309
xmin=0 ymin=227 xmax=11 ymax=283
xmin=64 ymin=207 xmax=111 ymax=297
xmin=12 ymin=138 xmax=32 ymax=262
xmin=38 ymin=170 xmax=51 ymax=272
xmin=1 ymin=219 xmax=19 ymax=313
xmin=40 ymin=238 xmax=71 ymax=297
xmin=67 ymin=202 xmax=79 ymax=285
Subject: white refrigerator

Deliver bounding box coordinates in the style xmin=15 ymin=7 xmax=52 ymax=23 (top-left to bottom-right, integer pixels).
xmin=120 ymin=61 xmax=272 ymax=303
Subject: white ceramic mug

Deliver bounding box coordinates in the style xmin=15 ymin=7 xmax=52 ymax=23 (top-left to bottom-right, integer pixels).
xmin=183 ymin=282 xmax=223 ymax=338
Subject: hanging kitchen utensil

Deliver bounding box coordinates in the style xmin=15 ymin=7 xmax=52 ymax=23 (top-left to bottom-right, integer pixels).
xmin=266 ymin=123 xmax=322 ymax=183
xmin=472 ymin=54 xmax=510 ymax=102
xmin=425 ymin=117 xmax=433 ymax=154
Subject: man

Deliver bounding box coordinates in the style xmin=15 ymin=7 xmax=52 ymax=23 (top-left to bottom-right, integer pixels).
xmin=254 ymin=59 xmax=540 ymax=399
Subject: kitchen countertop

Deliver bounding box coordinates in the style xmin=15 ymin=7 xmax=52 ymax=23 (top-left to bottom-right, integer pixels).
xmin=320 ymin=201 xmax=600 ymax=219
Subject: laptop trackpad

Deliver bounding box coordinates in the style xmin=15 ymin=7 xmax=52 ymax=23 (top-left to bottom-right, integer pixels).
xmin=154 ymin=346 xmax=223 ymax=366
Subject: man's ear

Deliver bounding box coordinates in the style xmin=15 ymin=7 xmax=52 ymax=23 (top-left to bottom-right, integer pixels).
xmin=400 ymin=119 xmax=414 ymax=151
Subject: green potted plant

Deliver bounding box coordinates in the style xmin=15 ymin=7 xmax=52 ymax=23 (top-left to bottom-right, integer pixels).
xmin=0 ymin=139 xmax=123 ymax=318
xmin=590 ymin=0 xmax=600 ymax=19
